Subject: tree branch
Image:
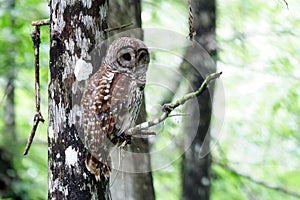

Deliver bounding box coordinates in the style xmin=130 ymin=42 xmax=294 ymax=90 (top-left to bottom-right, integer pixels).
xmin=214 ymin=161 xmax=300 ymax=198
xmin=23 ymin=25 xmax=45 ymax=156
xmin=282 ymin=0 xmax=289 ymax=9
xmin=31 ymin=19 xmax=50 ymax=26
xmin=126 ymin=72 xmax=222 ymax=136
xmin=104 ymin=22 xmax=133 ymax=32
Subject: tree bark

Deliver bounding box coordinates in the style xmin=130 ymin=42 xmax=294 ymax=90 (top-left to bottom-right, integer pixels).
xmin=48 ymin=0 xmax=110 ymax=199
xmin=108 ymin=1 xmax=155 ymax=200
xmin=182 ymin=0 xmax=216 ymax=200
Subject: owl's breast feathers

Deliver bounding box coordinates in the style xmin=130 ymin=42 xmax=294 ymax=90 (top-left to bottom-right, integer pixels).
xmin=90 ymin=65 xmax=144 ymax=141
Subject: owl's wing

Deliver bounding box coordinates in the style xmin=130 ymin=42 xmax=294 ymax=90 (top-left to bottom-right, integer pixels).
xmin=109 ymin=73 xmax=143 ymax=137
xmin=81 ymin=67 xmax=113 ymax=166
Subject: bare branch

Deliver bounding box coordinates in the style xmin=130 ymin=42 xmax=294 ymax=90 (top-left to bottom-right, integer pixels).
xmin=32 ymin=19 xmax=50 ymax=26
xmin=104 ymin=22 xmax=134 ymax=32
xmin=214 ymin=161 xmax=300 ymax=198
xmin=282 ymin=0 xmax=289 ymax=9
xmin=126 ymin=72 xmax=222 ymax=136
xmin=24 ymin=26 xmax=45 ymax=156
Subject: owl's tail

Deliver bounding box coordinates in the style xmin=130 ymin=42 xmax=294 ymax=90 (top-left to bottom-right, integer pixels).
xmin=85 ymin=152 xmax=112 ymax=181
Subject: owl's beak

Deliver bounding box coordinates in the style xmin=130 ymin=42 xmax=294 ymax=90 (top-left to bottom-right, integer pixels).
xmin=132 ymin=62 xmax=137 ymax=73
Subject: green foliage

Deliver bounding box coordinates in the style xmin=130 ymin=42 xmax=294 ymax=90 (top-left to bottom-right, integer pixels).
xmin=212 ymin=0 xmax=300 ymax=199
xmin=152 ymin=157 xmax=182 ymax=200
xmin=143 ymin=0 xmax=300 ymax=199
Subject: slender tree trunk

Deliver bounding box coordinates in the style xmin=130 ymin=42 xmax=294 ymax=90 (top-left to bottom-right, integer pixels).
xmin=108 ymin=1 xmax=155 ymax=199
xmin=48 ymin=0 xmax=110 ymax=199
xmin=0 ymin=0 xmax=20 ymax=198
xmin=182 ymin=0 xmax=216 ymax=200
xmin=4 ymin=0 xmax=16 ymax=145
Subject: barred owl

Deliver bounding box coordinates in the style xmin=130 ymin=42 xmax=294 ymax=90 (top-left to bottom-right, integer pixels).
xmin=81 ymin=37 xmax=150 ymax=181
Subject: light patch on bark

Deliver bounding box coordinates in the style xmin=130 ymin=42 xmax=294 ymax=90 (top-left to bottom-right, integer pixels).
xmin=49 ymin=177 xmax=59 ymax=194
xmin=48 ymin=81 xmax=55 ymax=100
xmin=99 ymin=3 xmax=108 ymax=26
xmin=52 ymin=0 xmax=67 ymax=34
xmin=68 ymin=104 xmax=83 ymax=131
xmin=55 ymin=103 xmax=66 ymax=129
xmin=49 ymin=126 xmax=54 ymax=139
xmin=81 ymin=38 xmax=91 ymax=58
xmin=65 ymin=38 xmax=75 ymax=52
xmin=49 ymin=99 xmax=67 ymax=142
xmin=80 ymin=13 xmax=94 ymax=29
xmin=65 ymin=146 xmax=78 ymax=167
xmin=82 ymin=0 xmax=92 ymax=8
xmin=49 ymin=177 xmax=69 ymax=196
xmin=74 ymin=26 xmax=91 ymax=58
xmin=53 ymin=14 xmax=66 ymax=34
xmin=74 ymin=58 xmax=93 ymax=81
xmin=65 ymin=187 xmax=69 ymax=196
xmin=62 ymin=52 xmax=76 ymax=81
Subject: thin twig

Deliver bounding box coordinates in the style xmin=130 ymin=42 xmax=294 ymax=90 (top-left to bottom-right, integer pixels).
xmin=168 ymin=113 xmax=191 ymax=118
xmin=131 ymin=130 xmax=156 ymax=136
xmin=187 ymin=0 xmax=196 ymax=41
xmin=31 ymin=19 xmax=50 ymax=26
xmin=282 ymin=0 xmax=289 ymax=9
xmin=24 ymin=25 xmax=45 ymax=156
xmin=126 ymin=72 xmax=222 ymax=136
xmin=104 ymin=22 xmax=134 ymax=32
xmin=214 ymin=161 xmax=300 ymax=198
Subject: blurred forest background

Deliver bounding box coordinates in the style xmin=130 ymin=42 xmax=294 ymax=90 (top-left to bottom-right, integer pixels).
xmin=0 ymin=0 xmax=300 ymax=199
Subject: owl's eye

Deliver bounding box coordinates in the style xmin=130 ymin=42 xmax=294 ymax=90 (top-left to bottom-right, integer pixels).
xmin=137 ymin=50 xmax=149 ymax=64
xmin=138 ymin=52 xmax=146 ymax=62
xmin=122 ymin=53 xmax=131 ymax=61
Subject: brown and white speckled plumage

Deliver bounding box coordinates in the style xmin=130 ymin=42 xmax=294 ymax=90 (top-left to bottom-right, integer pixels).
xmin=81 ymin=37 xmax=149 ymax=180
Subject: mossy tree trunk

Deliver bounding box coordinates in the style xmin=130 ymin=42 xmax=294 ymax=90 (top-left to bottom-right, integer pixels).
xmin=48 ymin=0 xmax=110 ymax=199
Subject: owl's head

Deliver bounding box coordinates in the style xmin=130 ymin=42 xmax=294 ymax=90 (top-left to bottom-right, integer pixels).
xmin=104 ymin=37 xmax=150 ymax=78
